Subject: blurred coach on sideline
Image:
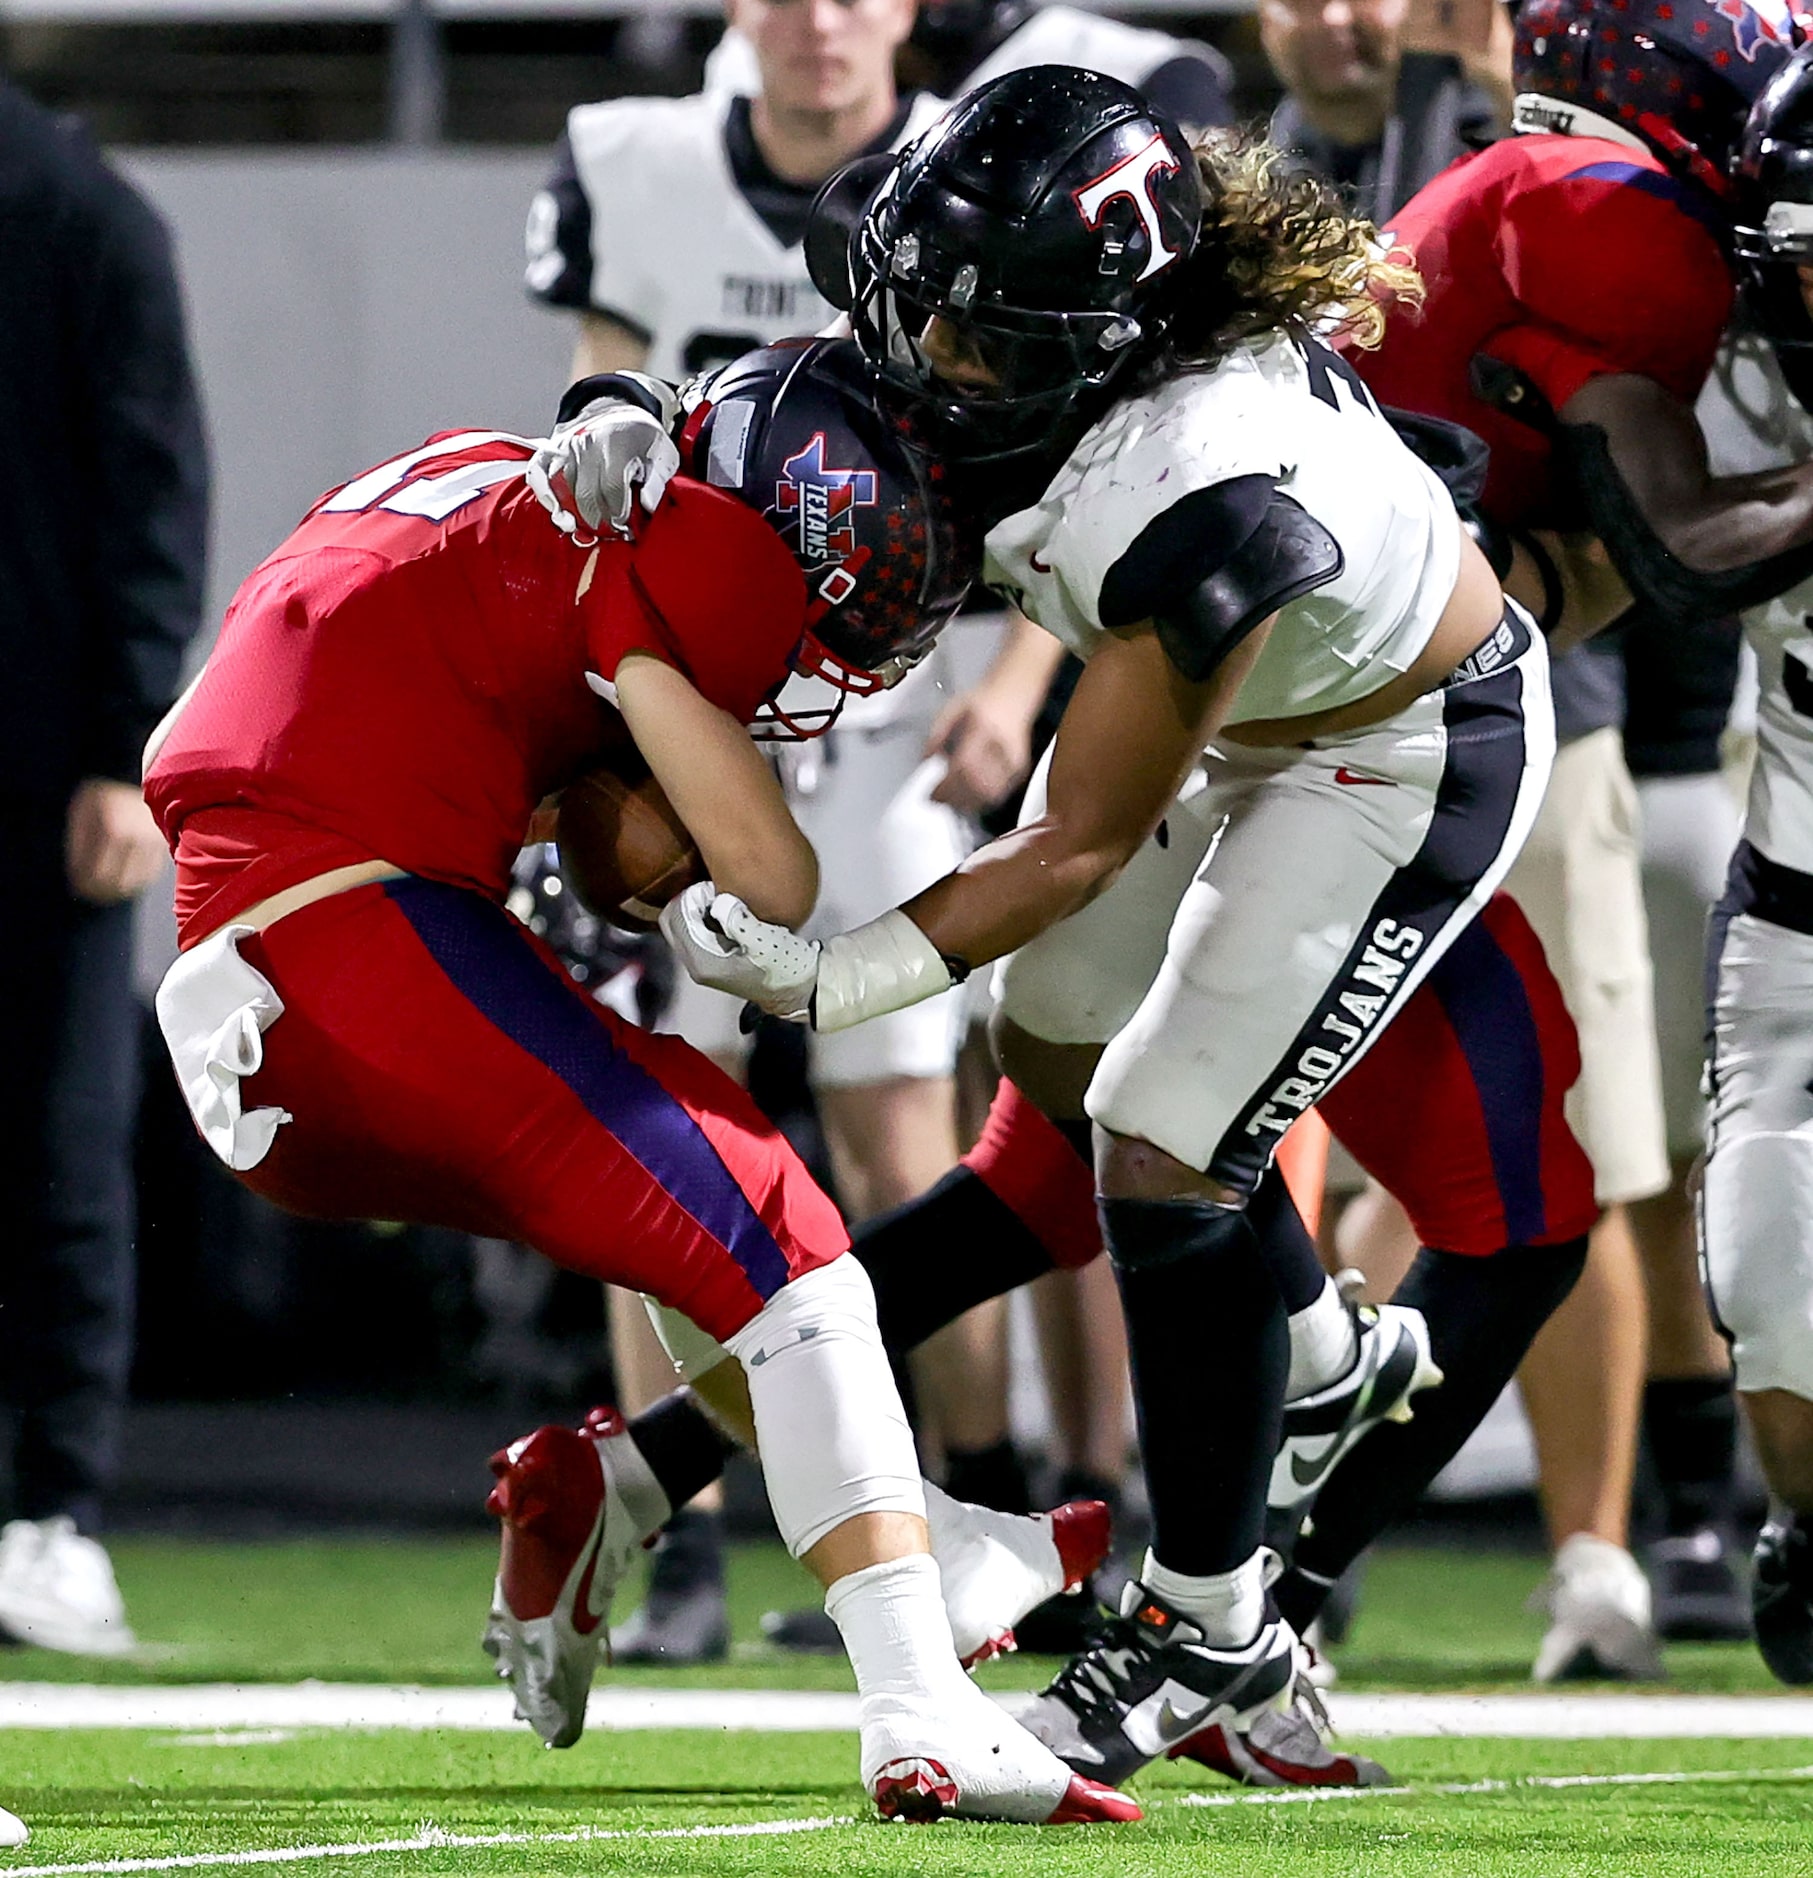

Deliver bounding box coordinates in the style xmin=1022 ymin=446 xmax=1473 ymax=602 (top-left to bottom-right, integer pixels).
xmin=0 ymin=73 xmax=208 ymax=1654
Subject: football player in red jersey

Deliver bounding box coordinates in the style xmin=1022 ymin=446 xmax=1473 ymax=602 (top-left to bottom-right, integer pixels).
xmin=139 ymin=340 xmax=1135 ymax=1830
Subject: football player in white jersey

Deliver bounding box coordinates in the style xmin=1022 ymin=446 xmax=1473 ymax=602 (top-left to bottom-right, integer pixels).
xmin=1698 ymin=55 xmax=1813 ymax=1683
xmin=666 ymin=69 xmax=1555 ymax=1781
xmin=524 ymin=0 xmax=979 ymax=1663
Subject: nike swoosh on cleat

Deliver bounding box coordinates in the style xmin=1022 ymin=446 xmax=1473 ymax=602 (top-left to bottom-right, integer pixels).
xmin=570 ymin=1516 xmax=610 ymax=1635
xmin=1333 ymin=767 xmax=1394 ymax=786
xmin=1157 ymin=1695 xmax=1212 ymax=1740
xmin=1029 ymin=551 xmax=1053 ymax=573
xmin=1289 ymin=1442 xmax=1342 ymax=1490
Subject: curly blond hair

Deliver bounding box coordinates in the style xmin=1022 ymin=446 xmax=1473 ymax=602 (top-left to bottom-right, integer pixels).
xmin=1154 ymin=128 xmax=1424 ymax=371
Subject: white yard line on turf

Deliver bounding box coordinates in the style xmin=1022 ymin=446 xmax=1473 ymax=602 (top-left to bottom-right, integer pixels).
xmin=7 ymin=1768 xmax=1813 ymax=1876
xmin=0 ymin=1815 xmax=854 ymax=1878
xmin=6 ymin=1686 xmax=1813 ymax=1738
xmin=1170 ymin=1763 xmax=1813 ymax=1806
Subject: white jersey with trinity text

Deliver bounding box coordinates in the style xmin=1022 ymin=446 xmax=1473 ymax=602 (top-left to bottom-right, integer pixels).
xmin=1701 ymin=336 xmax=1813 ymax=880
xmin=524 ymin=91 xmax=947 ymax=383
xmin=984 ymin=331 xmax=1464 ymax=724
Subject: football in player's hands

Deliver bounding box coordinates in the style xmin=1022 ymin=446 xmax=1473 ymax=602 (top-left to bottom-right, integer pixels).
xmin=556 ymin=726 xmax=704 ymax=932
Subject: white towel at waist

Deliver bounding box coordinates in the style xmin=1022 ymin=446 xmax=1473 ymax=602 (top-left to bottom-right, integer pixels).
xmin=153 ymin=924 xmax=292 ymax=1171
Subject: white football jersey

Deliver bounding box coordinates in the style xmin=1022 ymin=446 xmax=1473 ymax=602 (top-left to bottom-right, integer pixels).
xmin=984 ymin=332 xmax=1463 ymax=725
xmin=1702 ymin=336 xmax=1813 ymax=878
xmin=524 ymin=91 xmax=947 ymax=383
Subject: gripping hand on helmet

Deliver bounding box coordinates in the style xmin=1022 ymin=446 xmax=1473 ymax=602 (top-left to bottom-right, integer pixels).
xmin=525 ymin=371 xmax=681 ymax=538
xmin=660 ymin=883 xmax=958 ymax=1031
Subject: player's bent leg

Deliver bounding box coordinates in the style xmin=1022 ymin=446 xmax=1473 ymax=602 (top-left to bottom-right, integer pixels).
xmin=1273 ymin=1234 xmax=1589 ymax=1634
xmin=721 ymin=1259 xmax=1135 ymax=1823
xmin=1704 ymin=893 xmax=1813 ymax=1681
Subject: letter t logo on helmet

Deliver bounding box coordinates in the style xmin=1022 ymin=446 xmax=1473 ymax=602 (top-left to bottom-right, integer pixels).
xmin=1073 ymin=135 xmax=1185 ymax=283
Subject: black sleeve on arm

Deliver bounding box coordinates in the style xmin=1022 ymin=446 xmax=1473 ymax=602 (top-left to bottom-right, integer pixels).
xmin=1099 ymin=476 xmax=1344 ymax=683
xmin=525 ymin=130 xmax=599 ymax=312
xmin=71 ymin=168 xmax=209 ymax=784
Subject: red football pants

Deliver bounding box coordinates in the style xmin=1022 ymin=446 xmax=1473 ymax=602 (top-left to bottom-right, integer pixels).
xmin=229 ymin=876 xmax=847 ymax=1344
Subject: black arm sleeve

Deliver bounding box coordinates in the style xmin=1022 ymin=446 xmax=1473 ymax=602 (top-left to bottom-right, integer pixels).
xmin=69 ymin=165 xmax=209 ymax=783
xmin=1099 ymin=477 xmax=1344 ymax=683
xmin=524 ymin=131 xmax=599 ymax=313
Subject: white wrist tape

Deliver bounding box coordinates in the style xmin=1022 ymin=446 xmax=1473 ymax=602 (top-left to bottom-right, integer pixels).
xmin=812 ymin=909 xmax=954 ymax=1033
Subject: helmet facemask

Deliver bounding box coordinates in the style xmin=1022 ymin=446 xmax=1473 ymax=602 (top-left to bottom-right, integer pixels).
xmin=849 ymin=208 xmax=1147 ymax=462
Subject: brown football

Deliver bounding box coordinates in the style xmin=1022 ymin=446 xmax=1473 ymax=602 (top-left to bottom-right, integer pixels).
xmin=555 ymin=737 xmax=705 ymax=933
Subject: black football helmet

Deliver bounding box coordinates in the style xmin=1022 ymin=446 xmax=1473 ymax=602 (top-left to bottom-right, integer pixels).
xmin=1736 ymin=47 xmax=1813 ymax=410
xmin=678 ymin=338 xmax=978 ymax=738
xmin=903 ymin=0 xmax=1031 ymax=94
xmin=834 ymin=67 xmax=1201 ymax=464
xmin=1514 ymin=0 xmax=1805 ymax=203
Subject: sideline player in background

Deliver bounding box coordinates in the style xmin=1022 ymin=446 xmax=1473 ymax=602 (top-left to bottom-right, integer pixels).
xmin=523 ymin=0 xmax=964 ymax=1663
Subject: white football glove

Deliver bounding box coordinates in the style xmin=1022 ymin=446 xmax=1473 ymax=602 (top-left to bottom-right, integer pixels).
xmin=661 ymin=884 xmax=820 ymax=1023
xmin=660 ymin=882 xmax=958 ymax=1032
xmin=525 ymin=374 xmax=681 ymax=539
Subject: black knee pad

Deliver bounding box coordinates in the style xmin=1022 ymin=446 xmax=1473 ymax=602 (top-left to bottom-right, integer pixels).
xmin=1100 ymin=1194 xmax=1257 ymax=1272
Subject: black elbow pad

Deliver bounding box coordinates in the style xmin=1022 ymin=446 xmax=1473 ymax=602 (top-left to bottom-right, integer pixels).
xmin=1100 ymin=476 xmax=1344 ymax=683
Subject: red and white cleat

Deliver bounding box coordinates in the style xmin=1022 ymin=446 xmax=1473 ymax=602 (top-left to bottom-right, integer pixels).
xmin=862 ymin=1683 xmax=1141 ymax=1825
xmin=480 ymin=1407 xmax=669 ymax=1749
xmin=928 ymin=1490 xmax=1113 ymax=1668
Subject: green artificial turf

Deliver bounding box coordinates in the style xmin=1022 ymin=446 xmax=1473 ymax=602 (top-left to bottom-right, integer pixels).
xmin=3 ymin=1536 xmax=1811 ymax=1876
xmin=0 ymin=1535 xmax=1778 ymax=1694
xmin=6 ymin=1729 xmax=1813 ymax=1878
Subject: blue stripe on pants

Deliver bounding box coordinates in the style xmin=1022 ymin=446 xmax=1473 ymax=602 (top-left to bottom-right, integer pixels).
xmin=385 ymin=876 xmax=792 ymax=1303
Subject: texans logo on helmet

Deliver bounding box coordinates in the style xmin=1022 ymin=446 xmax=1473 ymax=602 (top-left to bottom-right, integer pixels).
xmin=1715 ymin=0 xmax=1799 ymax=59
xmin=776 ymin=433 xmax=879 ymax=567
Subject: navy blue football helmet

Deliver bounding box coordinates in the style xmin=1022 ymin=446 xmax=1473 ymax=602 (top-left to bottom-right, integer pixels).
xmin=1514 ymin=0 xmax=1806 ymax=203
xmin=679 ymin=338 xmax=977 ymax=734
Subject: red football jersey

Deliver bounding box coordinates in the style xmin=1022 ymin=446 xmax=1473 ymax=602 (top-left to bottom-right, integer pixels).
xmin=1356 ymin=135 xmax=1733 ymax=528
xmin=146 ymin=432 xmax=807 ymax=944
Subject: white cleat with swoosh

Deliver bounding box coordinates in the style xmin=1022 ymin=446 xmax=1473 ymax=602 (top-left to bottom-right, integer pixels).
xmin=1268 ymin=1303 xmax=1443 ymax=1520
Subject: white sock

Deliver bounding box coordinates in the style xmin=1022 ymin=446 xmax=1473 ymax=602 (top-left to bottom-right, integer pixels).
xmin=1142 ymin=1549 xmax=1268 ymax=1648
xmin=825 ymin=1553 xmax=970 ymax=1707
xmin=1286 ymin=1277 xmax=1358 ymax=1401
xmin=723 ymin=1260 xmax=925 ymax=1558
